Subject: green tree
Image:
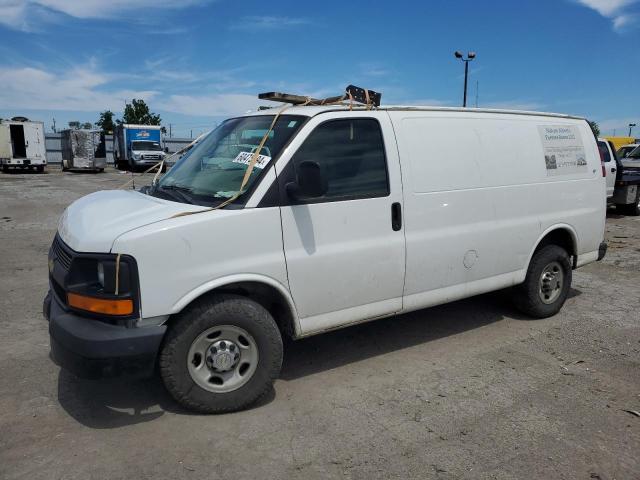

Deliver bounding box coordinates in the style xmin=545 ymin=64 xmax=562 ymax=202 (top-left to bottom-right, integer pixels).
xmin=68 ymin=121 xmax=80 ymax=129
xmin=588 ymin=120 xmax=600 ymax=137
xmin=120 ymin=99 xmax=162 ymax=126
xmin=95 ymin=110 xmax=116 ymax=134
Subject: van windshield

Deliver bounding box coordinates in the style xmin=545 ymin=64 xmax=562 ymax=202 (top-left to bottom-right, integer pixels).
xmin=154 ymin=114 xmax=305 ymax=206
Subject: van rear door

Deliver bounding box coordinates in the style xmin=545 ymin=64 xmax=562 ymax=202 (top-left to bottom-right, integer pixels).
xmin=277 ymin=112 xmax=405 ymax=335
xmin=597 ymin=140 xmax=616 ymax=198
xmin=24 ymin=123 xmax=44 ymax=163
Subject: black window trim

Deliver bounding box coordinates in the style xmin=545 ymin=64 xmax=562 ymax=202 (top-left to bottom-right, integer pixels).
xmin=276 ymin=116 xmax=391 ymax=207
xmin=598 ymin=140 xmax=612 ymax=163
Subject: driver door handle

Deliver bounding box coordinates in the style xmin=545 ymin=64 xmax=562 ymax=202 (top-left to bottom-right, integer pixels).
xmin=391 ymin=202 xmax=402 ymax=231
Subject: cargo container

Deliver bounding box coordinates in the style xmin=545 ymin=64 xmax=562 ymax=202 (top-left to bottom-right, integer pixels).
xmin=61 ymin=129 xmax=107 ymax=172
xmin=0 ymin=117 xmax=47 ymax=172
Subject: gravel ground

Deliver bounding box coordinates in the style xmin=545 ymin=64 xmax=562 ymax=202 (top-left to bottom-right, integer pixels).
xmin=0 ymin=167 xmax=638 ymax=480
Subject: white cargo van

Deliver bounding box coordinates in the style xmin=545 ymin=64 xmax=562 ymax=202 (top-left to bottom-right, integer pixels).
xmin=0 ymin=118 xmax=47 ymax=172
xmin=44 ymin=101 xmax=607 ymax=413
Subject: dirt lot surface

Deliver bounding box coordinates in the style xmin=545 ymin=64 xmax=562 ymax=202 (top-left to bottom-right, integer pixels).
xmin=0 ymin=168 xmax=639 ymax=480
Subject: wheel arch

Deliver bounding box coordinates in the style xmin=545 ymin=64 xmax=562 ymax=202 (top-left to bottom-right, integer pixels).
xmin=527 ymin=224 xmax=578 ymax=270
xmin=169 ymin=274 xmax=301 ymax=338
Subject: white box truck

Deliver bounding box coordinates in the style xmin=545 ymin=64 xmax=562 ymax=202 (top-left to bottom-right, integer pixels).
xmin=44 ymin=93 xmax=607 ymax=413
xmin=0 ymin=117 xmax=47 ymax=172
xmin=113 ymin=124 xmax=165 ymax=171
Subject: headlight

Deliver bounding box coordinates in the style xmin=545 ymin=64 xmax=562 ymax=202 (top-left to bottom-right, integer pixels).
xmin=65 ymin=254 xmax=138 ymax=318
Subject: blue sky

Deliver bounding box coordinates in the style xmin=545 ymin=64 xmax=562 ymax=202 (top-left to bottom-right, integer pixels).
xmin=0 ymin=0 xmax=638 ymax=138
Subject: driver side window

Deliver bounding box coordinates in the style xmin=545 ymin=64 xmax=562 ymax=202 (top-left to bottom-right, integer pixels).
xmin=290 ymin=118 xmax=389 ymax=202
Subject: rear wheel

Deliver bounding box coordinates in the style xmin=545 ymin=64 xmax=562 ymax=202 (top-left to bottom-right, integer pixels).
xmin=159 ymin=294 xmax=283 ymax=413
xmin=513 ymin=245 xmax=572 ymax=318
xmin=617 ymin=189 xmax=640 ymax=216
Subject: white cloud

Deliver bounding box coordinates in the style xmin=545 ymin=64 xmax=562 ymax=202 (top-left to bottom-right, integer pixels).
xmin=157 ymin=94 xmax=279 ymax=116
xmin=574 ymin=0 xmax=640 ymax=30
xmin=0 ymin=65 xmax=158 ymax=111
xmin=0 ymin=62 xmax=278 ymax=117
xmin=0 ymin=0 xmax=212 ymax=31
xmin=229 ymin=16 xmax=311 ymax=30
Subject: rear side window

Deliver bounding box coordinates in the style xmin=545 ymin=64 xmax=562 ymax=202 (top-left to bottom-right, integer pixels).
xmin=290 ymin=119 xmax=389 ymax=201
xmin=597 ymin=141 xmax=612 ymax=162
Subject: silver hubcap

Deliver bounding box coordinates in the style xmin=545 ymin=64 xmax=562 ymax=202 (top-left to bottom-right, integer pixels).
xmin=187 ymin=325 xmax=258 ymax=393
xmin=538 ymin=261 xmax=564 ymax=304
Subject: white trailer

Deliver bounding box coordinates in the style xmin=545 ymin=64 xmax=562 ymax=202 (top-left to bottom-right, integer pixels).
xmin=0 ymin=118 xmax=47 ymax=172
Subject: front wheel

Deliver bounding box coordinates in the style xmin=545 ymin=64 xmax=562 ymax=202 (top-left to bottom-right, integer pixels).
xmin=513 ymin=245 xmax=572 ymax=318
xmin=159 ymin=294 xmax=283 ymax=413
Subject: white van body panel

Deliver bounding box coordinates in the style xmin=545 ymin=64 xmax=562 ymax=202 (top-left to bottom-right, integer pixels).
xmin=275 ymin=111 xmax=406 ymax=336
xmin=388 ymin=111 xmax=604 ymax=313
xmin=111 ymin=207 xmax=289 ymax=321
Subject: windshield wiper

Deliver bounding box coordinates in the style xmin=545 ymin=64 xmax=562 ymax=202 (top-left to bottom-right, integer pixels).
xmin=158 ymin=184 xmax=195 ymax=204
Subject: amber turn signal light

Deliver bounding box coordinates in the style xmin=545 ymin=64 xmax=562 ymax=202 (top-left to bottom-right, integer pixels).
xmin=67 ymin=292 xmax=134 ymax=316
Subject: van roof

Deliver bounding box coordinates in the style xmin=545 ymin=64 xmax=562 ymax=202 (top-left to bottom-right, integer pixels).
xmin=247 ymin=104 xmax=585 ymax=121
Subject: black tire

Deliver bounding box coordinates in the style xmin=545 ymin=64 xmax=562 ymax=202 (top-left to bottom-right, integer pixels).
xmin=617 ymin=190 xmax=640 ymax=216
xmin=159 ymin=294 xmax=283 ymax=413
xmin=513 ymin=245 xmax=572 ymax=318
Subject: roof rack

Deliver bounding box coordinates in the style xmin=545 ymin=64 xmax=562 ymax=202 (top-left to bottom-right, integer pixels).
xmin=258 ymin=84 xmax=381 ymax=107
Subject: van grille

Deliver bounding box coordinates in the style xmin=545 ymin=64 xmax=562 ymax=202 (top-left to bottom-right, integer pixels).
xmin=142 ymin=154 xmax=161 ymax=160
xmin=51 ymin=235 xmax=72 ymax=270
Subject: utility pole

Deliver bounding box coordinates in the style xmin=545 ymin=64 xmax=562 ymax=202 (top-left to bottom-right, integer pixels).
xmin=454 ymin=51 xmax=476 ymax=107
xmin=190 ymin=129 xmax=193 ymax=139
xmin=52 ymin=118 xmax=56 ymax=133
xmin=169 ymin=123 xmax=172 ymax=138
xmin=629 ymin=123 xmax=636 ymax=137
xmin=475 ymin=80 xmax=479 ymax=108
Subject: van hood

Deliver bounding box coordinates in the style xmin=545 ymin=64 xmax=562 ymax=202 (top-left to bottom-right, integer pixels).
xmin=58 ymin=190 xmax=203 ymax=252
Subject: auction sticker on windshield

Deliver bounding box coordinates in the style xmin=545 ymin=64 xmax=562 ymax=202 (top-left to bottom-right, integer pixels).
xmin=232 ymin=151 xmax=271 ymax=169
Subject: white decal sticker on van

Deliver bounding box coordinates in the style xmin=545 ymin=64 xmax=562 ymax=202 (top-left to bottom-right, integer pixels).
xmin=538 ymin=125 xmax=587 ymax=176
xmin=232 ymin=151 xmax=271 ymax=169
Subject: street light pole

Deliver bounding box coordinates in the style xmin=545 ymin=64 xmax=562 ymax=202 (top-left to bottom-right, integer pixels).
xmin=455 ymin=51 xmax=476 ymax=107
xmin=629 ymin=123 xmax=636 ymax=137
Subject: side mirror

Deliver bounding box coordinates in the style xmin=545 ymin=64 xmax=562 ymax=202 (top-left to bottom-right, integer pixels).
xmin=286 ymin=160 xmax=328 ymax=200
xmin=164 ymin=147 xmax=169 ymax=153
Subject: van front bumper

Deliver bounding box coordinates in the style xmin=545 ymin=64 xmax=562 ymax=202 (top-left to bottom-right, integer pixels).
xmin=44 ymin=291 xmax=166 ymax=379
